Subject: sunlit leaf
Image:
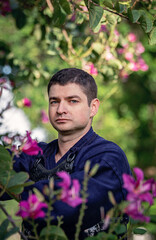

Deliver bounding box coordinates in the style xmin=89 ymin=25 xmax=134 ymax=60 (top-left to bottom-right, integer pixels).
xmin=149 ymin=27 xmax=156 ymax=45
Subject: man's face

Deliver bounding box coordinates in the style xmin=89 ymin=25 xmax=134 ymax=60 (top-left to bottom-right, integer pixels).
xmin=48 ymin=83 xmax=97 ymax=135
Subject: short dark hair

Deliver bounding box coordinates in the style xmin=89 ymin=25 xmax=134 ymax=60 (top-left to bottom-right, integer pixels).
xmin=47 ymin=68 xmax=97 ymax=105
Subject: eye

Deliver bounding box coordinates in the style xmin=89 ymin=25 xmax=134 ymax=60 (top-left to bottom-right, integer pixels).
xmin=50 ymin=100 xmax=58 ymax=105
xmin=70 ymin=100 xmax=78 ymax=103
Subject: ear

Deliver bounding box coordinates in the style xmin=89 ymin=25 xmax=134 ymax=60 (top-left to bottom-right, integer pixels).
xmin=90 ymin=98 xmax=100 ymax=118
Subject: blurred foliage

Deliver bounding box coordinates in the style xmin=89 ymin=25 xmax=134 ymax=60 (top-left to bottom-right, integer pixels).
xmin=0 ymin=0 xmax=156 ymax=173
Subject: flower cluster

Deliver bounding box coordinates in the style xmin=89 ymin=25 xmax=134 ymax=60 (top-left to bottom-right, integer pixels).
xmin=57 ymin=171 xmax=84 ymax=207
xmin=16 ymin=194 xmax=48 ymax=219
xmin=118 ymin=33 xmax=148 ymax=80
xmin=3 ymin=131 xmax=43 ymax=156
xmin=123 ymin=167 xmax=156 ymax=222
xmin=41 ymin=109 xmax=49 ymax=123
xmin=82 ymin=62 xmax=98 ymax=76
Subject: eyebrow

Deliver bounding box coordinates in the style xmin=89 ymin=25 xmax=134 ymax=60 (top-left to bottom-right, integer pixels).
xmin=49 ymin=95 xmax=81 ymax=101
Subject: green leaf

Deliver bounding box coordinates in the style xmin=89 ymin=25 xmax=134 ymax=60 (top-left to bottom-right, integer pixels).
xmin=40 ymin=226 xmax=68 ymax=240
xmin=114 ymin=2 xmax=126 ymax=13
xmin=149 ymin=27 xmax=156 ymax=45
xmin=114 ymin=224 xmax=127 ymax=235
xmin=0 ymin=145 xmax=12 ymax=172
xmin=51 ymin=0 xmax=66 ymax=27
xmin=11 ymin=8 xmax=27 ymax=29
xmin=127 ymin=8 xmax=141 ymax=23
xmin=140 ymin=12 xmax=153 ymax=33
xmin=106 ymin=14 xmax=117 ymax=25
xmin=59 ymin=0 xmax=71 ymax=14
xmin=0 ymin=219 xmax=9 ymax=236
xmin=149 ymin=214 xmax=156 ymax=223
xmin=7 ymin=172 xmax=29 ymax=189
xmin=133 ymin=228 xmax=147 ymax=235
xmin=89 ymin=4 xmax=103 ymax=30
xmin=100 ymin=0 xmax=113 ymax=9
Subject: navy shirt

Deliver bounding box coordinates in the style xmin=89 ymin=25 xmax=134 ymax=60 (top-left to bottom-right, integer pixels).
xmin=6 ymin=128 xmax=131 ymax=239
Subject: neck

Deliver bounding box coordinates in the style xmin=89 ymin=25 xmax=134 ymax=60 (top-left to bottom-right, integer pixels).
xmin=56 ymin=127 xmax=91 ymax=162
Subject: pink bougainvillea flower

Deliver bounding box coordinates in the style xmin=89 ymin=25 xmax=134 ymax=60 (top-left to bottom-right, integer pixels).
xmin=41 ymin=110 xmax=49 ymax=123
xmin=57 ymin=171 xmax=84 ymax=207
xmin=127 ymin=33 xmax=137 ymax=42
xmin=22 ymin=98 xmax=32 ymax=107
xmin=21 ymin=131 xmax=43 ymax=155
xmin=16 ymin=194 xmax=48 ymax=219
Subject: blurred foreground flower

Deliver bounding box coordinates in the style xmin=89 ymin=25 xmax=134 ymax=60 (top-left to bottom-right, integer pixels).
xmin=21 ymin=131 xmax=43 ymax=155
xmin=123 ymin=167 xmax=156 ymax=222
xmin=16 ymin=194 xmax=48 ymax=219
xmin=41 ymin=109 xmax=49 ymax=123
xmin=22 ymin=98 xmax=32 ymax=107
xmin=83 ymin=62 xmax=98 ymax=76
xmin=11 ymin=131 xmax=43 ymax=156
xmin=57 ymin=171 xmax=84 ymax=207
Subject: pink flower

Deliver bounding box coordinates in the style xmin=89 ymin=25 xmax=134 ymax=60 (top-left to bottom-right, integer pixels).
xmin=83 ymin=62 xmax=98 ymax=76
xmin=123 ymin=167 xmax=156 ymax=222
xmin=123 ymin=168 xmax=154 ymax=205
xmin=124 ymin=52 xmax=133 ymax=62
xmin=41 ymin=110 xmax=49 ymax=123
xmin=136 ymin=42 xmax=145 ymax=55
xmin=138 ymin=58 xmax=149 ymax=71
xmin=22 ymin=98 xmax=32 ymax=107
xmin=119 ymin=69 xmax=129 ymax=81
xmin=21 ymin=131 xmax=43 ymax=155
xmin=128 ymin=61 xmax=139 ymax=71
xmin=99 ymin=25 xmax=107 ymax=32
xmin=124 ymin=200 xmax=150 ymax=222
xmin=57 ymin=171 xmax=84 ymax=207
xmin=16 ymin=194 xmax=48 ymax=219
xmin=127 ymin=33 xmax=137 ymax=42
xmin=105 ymin=47 xmax=115 ymax=61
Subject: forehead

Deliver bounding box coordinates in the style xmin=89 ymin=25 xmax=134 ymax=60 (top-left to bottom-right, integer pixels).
xmin=48 ymin=83 xmax=86 ymax=97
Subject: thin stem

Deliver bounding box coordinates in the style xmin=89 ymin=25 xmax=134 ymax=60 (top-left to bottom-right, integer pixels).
xmin=0 ymin=203 xmax=28 ymax=240
xmin=88 ymin=0 xmax=129 ymax=20
xmin=46 ymin=0 xmax=53 ymax=12
xmin=74 ymin=173 xmax=89 ymax=240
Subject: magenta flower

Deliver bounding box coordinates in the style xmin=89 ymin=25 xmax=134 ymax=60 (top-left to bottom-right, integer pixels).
xmin=127 ymin=33 xmax=137 ymax=42
xmin=41 ymin=110 xmax=49 ymax=123
xmin=21 ymin=131 xmax=43 ymax=155
xmin=83 ymin=62 xmax=98 ymax=76
xmin=123 ymin=167 xmax=154 ymax=205
xmin=57 ymin=171 xmax=84 ymax=207
xmin=16 ymin=194 xmax=48 ymax=219
xmin=124 ymin=199 xmax=150 ymax=222
xmin=123 ymin=167 xmax=156 ymax=222
xmin=22 ymin=98 xmax=32 ymax=107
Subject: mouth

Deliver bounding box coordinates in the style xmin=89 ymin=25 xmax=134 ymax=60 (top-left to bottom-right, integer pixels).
xmin=56 ymin=119 xmax=70 ymax=123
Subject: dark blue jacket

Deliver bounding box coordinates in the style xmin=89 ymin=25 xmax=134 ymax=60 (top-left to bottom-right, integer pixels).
xmin=3 ymin=128 xmax=131 ymax=239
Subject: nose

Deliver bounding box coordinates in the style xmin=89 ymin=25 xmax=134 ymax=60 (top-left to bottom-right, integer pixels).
xmin=57 ymin=101 xmax=67 ymax=114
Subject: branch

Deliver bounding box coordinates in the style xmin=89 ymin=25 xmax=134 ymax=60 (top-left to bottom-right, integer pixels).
xmin=0 ymin=203 xmax=28 ymax=240
xmin=88 ymin=0 xmax=129 ymax=20
xmin=46 ymin=0 xmax=53 ymax=12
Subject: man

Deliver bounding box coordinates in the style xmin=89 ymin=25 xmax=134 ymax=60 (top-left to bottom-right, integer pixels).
xmin=2 ymin=68 xmax=131 ymax=239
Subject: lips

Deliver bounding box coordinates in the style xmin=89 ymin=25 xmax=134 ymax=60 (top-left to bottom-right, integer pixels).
xmin=56 ymin=119 xmax=70 ymax=122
